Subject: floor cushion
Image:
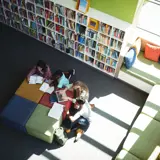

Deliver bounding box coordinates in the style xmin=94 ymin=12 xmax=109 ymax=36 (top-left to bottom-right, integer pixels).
xmin=115 ymin=149 xmax=140 ymax=160
xmin=142 ymin=85 xmax=160 ymax=122
xmin=15 ymin=79 xmax=44 ymax=103
xmin=121 ymin=51 xmax=160 ymax=85
xmin=39 ymin=90 xmax=73 ymax=120
xmin=123 ymin=113 xmax=160 ymax=160
xmin=0 ymin=95 xmax=37 ymax=132
xmin=39 ymin=93 xmax=53 ymax=108
xmin=25 ymin=104 xmax=62 ymax=143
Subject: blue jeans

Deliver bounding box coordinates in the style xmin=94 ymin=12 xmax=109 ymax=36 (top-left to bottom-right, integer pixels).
xmin=63 ymin=116 xmax=90 ymax=132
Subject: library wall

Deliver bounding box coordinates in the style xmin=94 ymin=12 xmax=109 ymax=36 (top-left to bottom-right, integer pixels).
xmin=91 ymin=0 xmax=138 ymax=23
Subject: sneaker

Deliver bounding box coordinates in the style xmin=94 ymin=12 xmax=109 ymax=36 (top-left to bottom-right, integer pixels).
xmin=68 ymin=69 xmax=76 ymax=79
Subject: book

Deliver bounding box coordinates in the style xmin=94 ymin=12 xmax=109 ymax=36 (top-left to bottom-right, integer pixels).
xmin=29 ymin=75 xmax=43 ymax=84
xmin=39 ymin=82 xmax=54 ymax=94
xmin=55 ymin=90 xmax=67 ymax=102
xmin=48 ymin=102 xmax=64 ymax=120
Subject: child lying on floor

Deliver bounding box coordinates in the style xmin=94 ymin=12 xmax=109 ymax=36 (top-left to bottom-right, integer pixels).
xmin=50 ymin=69 xmax=75 ymax=89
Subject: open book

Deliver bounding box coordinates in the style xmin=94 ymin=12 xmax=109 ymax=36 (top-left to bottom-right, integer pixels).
xmin=48 ymin=102 xmax=64 ymax=120
xmin=29 ymin=75 xmax=43 ymax=84
xmin=39 ymin=82 xmax=54 ymax=94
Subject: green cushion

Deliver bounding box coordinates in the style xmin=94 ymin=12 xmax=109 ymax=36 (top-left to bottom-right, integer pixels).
xmin=26 ymin=104 xmax=62 ymax=143
xmin=142 ymin=85 xmax=160 ymax=122
xmin=121 ymin=51 xmax=160 ymax=85
xmin=115 ymin=149 xmax=140 ymax=160
xmin=123 ymin=113 xmax=160 ymax=160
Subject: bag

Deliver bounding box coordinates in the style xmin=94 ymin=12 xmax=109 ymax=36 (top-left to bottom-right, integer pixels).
xmin=54 ymin=127 xmax=68 ymax=146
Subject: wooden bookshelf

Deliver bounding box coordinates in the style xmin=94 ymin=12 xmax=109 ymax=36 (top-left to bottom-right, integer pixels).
xmin=0 ymin=0 xmax=130 ymax=77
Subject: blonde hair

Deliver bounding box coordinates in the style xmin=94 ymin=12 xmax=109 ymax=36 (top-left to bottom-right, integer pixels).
xmin=73 ymin=81 xmax=89 ymax=100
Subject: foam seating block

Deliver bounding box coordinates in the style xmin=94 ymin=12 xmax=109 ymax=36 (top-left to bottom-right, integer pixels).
xmin=0 ymin=95 xmax=37 ymax=132
xmin=26 ymin=104 xmax=62 ymax=143
xmin=39 ymin=93 xmax=53 ymax=108
xmin=123 ymin=113 xmax=160 ymax=160
xmin=39 ymin=90 xmax=73 ymax=120
xmin=142 ymin=85 xmax=160 ymax=122
xmin=15 ymin=79 xmax=44 ymax=103
xmin=115 ymin=149 xmax=140 ymax=160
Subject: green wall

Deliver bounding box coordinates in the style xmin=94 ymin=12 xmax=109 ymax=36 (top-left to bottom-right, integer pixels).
xmin=90 ymin=0 xmax=139 ymax=23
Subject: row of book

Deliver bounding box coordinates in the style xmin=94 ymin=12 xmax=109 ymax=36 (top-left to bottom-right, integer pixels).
xmin=66 ymin=29 xmax=75 ymax=41
xmin=87 ymin=29 xmax=97 ymax=40
xmin=112 ymin=28 xmax=125 ymax=40
xmin=86 ymin=38 xmax=96 ymax=49
xmin=85 ymin=47 xmax=95 ymax=57
xmin=76 ymin=51 xmax=84 ymax=60
xmin=76 ymin=42 xmax=85 ymax=53
xmin=56 ymin=33 xmax=65 ymax=44
xmin=66 ymin=19 xmax=75 ymax=30
xmin=55 ymin=24 xmax=64 ymax=35
xmin=55 ymin=4 xmax=65 ymax=16
xmin=98 ymin=33 xmax=110 ymax=45
xmin=85 ymin=56 xmax=94 ymax=64
xmin=36 ymin=6 xmax=45 ymax=17
xmin=77 ymin=12 xmax=87 ymax=26
xmin=45 ymin=10 xmax=54 ymax=21
xmin=66 ymin=8 xmax=75 ymax=20
xmin=66 ymin=39 xmax=74 ymax=49
xmin=45 ymin=0 xmax=54 ymax=11
xmin=54 ymin=14 xmax=65 ymax=26
xmin=99 ymin=23 xmax=112 ymax=35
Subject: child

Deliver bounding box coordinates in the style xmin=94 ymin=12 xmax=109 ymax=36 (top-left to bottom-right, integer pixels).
xmin=27 ymin=60 xmax=52 ymax=82
xmin=63 ymin=97 xmax=92 ymax=142
xmin=50 ymin=69 xmax=75 ymax=89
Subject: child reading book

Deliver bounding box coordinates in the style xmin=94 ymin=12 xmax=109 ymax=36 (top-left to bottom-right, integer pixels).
xmin=27 ymin=60 xmax=52 ymax=82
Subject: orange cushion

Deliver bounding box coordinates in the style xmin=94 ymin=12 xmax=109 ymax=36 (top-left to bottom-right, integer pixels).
xmin=15 ymin=79 xmax=44 ymax=103
xmin=144 ymin=43 xmax=160 ymax=62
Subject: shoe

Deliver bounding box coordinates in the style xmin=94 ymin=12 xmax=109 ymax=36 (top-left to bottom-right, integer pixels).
xmin=74 ymin=134 xmax=81 ymax=143
xmin=68 ymin=69 xmax=76 ymax=79
xmin=65 ymin=129 xmax=71 ymax=133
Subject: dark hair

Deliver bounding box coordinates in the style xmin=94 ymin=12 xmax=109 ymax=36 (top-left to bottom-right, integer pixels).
xmin=37 ymin=60 xmax=47 ymax=72
xmin=53 ymin=70 xmax=63 ymax=77
xmin=76 ymin=99 xmax=85 ymax=105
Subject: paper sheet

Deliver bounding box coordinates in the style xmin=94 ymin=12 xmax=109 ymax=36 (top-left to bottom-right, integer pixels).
xmin=48 ymin=102 xmax=64 ymax=120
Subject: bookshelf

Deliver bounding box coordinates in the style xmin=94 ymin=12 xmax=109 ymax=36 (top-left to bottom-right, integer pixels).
xmin=0 ymin=0 xmax=130 ymax=77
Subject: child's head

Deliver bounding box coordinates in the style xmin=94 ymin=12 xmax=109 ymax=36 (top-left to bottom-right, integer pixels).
xmin=36 ymin=60 xmax=47 ymax=72
xmin=53 ymin=70 xmax=63 ymax=78
xmin=74 ymin=98 xmax=85 ymax=109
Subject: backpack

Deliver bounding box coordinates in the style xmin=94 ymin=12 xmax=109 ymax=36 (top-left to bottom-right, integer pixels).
xmin=54 ymin=127 xmax=68 ymax=146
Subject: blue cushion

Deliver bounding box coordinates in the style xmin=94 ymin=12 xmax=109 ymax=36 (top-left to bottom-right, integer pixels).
xmin=124 ymin=48 xmax=136 ymax=69
xmin=0 ymin=95 xmax=37 ymax=132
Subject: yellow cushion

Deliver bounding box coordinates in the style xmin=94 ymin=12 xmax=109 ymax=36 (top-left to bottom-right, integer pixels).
xmin=15 ymin=79 xmax=44 ymax=103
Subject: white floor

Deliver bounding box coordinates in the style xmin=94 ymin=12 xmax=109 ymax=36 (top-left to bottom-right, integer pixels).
xmin=28 ymin=94 xmax=140 ymax=160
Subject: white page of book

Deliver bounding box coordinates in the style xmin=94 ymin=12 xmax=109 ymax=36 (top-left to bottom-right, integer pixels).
xmin=48 ymin=102 xmax=64 ymax=120
xmin=36 ymin=76 xmax=43 ymax=84
xmin=39 ymin=82 xmax=49 ymax=92
xmin=29 ymin=75 xmax=37 ymax=84
xmin=46 ymin=86 xmax=54 ymax=94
